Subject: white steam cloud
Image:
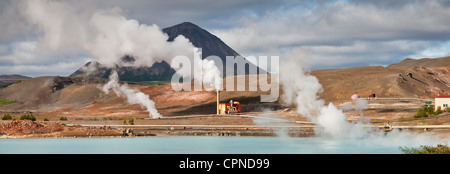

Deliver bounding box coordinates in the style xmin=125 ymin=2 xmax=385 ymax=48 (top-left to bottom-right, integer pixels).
xmin=15 ymin=0 xmax=222 ymax=118
xmin=102 ymin=71 xmax=162 ymax=118
xmin=279 ymin=50 xmax=441 ymax=147
xmin=280 ymin=56 xmax=324 ymax=119
xmin=19 ymin=0 xmax=196 ymax=68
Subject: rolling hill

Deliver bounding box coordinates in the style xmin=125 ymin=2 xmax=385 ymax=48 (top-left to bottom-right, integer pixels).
xmin=0 ymin=75 xmax=31 ymax=88
xmin=312 ymin=57 xmax=450 ymax=101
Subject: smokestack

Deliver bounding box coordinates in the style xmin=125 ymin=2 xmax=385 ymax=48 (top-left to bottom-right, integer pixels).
xmin=217 ymin=90 xmax=219 ymax=115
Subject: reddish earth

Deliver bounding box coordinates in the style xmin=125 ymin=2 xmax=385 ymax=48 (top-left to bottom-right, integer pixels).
xmin=0 ymin=120 xmax=124 ymax=137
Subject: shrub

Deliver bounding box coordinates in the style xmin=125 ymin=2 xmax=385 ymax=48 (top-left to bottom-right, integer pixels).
xmin=435 ymin=106 xmax=443 ymax=115
xmin=129 ymin=119 xmax=134 ymax=125
xmin=400 ymin=145 xmax=450 ymax=154
xmin=1 ymin=114 xmax=13 ymax=120
xmin=445 ymin=107 xmax=450 ymax=112
xmin=424 ymin=105 xmax=435 ymax=115
xmin=414 ymin=105 xmax=443 ymax=118
xmin=43 ymin=118 xmax=49 ymax=121
xmin=414 ymin=108 xmax=428 ymax=118
xmin=59 ymin=117 xmax=68 ymax=121
xmin=20 ymin=114 xmax=36 ymax=121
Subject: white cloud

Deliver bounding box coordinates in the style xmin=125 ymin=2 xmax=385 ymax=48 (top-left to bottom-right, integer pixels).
xmin=0 ymin=41 xmax=38 ymax=65
xmin=0 ymin=0 xmax=204 ymax=76
xmin=0 ymin=40 xmax=94 ymax=77
xmin=213 ymin=0 xmax=450 ymax=68
xmin=408 ymin=41 xmax=450 ymax=59
xmin=0 ymin=59 xmax=91 ymax=77
xmin=2 ymin=0 xmax=450 ymax=77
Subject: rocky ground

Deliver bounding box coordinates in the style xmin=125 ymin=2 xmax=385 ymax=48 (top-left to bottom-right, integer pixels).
xmin=1 ymin=98 xmax=449 ymax=141
xmin=0 ymin=120 xmax=126 ymax=138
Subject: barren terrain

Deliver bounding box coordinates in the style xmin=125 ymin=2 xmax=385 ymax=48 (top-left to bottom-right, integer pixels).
xmin=0 ymin=57 xmax=449 ymax=139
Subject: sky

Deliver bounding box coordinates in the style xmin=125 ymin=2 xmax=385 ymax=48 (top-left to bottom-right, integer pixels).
xmin=1 ymin=0 xmax=450 ymax=77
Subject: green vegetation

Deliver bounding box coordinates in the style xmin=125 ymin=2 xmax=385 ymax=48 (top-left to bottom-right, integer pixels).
xmin=414 ymin=107 xmax=428 ymax=118
xmin=59 ymin=117 xmax=68 ymax=121
xmin=0 ymin=99 xmax=16 ymax=105
xmin=446 ymin=107 xmax=450 ymax=112
xmin=435 ymin=106 xmax=443 ymax=115
xmin=13 ymin=80 xmax=23 ymax=85
xmin=400 ymin=145 xmax=450 ymax=154
xmin=43 ymin=118 xmax=49 ymax=121
xmin=122 ymin=119 xmax=135 ymax=125
xmin=414 ymin=105 xmax=447 ymax=119
xmin=20 ymin=114 xmax=36 ymax=121
xmin=1 ymin=114 xmax=13 ymax=120
xmin=103 ymin=117 xmax=113 ymax=121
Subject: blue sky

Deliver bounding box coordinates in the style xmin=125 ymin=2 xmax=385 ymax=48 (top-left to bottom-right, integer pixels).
xmin=1 ymin=0 xmax=450 ymax=77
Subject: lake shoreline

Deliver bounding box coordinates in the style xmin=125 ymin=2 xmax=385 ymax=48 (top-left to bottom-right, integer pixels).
xmin=1 ymin=120 xmax=449 ymax=144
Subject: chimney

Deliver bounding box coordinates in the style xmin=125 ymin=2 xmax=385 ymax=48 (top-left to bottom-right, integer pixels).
xmin=217 ymin=90 xmax=219 ymax=115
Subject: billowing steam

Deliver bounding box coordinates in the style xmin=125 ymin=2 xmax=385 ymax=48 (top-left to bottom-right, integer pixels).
xmin=279 ymin=57 xmax=324 ymax=119
xmin=102 ymin=71 xmax=162 ymax=118
xmin=17 ymin=0 xmax=222 ymax=118
xmin=196 ymin=56 xmax=223 ymax=91
xmin=278 ymin=50 xmax=441 ymax=146
xmin=19 ymin=0 xmax=196 ymax=68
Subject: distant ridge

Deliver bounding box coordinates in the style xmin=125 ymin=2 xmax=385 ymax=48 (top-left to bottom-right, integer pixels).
xmin=0 ymin=74 xmax=31 ymax=88
xmin=388 ymin=56 xmax=450 ymax=68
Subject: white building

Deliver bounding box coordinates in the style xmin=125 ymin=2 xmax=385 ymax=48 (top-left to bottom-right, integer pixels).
xmin=435 ymin=95 xmax=450 ymax=111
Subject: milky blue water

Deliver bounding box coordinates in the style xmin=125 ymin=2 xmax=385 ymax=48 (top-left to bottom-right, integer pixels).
xmin=0 ymin=136 xmax=404 ymax=154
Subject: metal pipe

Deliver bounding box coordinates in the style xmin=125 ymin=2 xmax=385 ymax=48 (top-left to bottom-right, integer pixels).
xmin=217 ymin=90 xmax=219 ymax=115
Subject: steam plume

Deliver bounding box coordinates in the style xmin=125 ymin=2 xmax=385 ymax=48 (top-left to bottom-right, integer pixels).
xmin=102 ymin=71 xmax=162 ymax=118
xmin=19 ymin=0 xmax=196 ymax=69
xmin=279 ymin=50 xmax=440 ymax=146
xmin=17 ymin=0 xmax=223 ymax=117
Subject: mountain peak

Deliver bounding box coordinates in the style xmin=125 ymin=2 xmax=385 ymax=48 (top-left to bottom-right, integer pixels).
xmin=176 ymin=22 xmax=200 ymax=28
xmin=162 ymin=22 xmax=240 ymax=58
xmin=163 ymin=22 xmax=263 ymax=75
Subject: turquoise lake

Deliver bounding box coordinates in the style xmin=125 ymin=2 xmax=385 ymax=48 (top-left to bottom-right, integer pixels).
xmin=0 ymin=136 xmax=405 ymax=154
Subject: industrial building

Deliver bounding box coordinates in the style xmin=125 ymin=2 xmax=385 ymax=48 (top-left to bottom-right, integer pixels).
xmin=216 ymin=91 xmax=241 ymax=115
xmin=435 ymin=95 xmax=450 ymax=111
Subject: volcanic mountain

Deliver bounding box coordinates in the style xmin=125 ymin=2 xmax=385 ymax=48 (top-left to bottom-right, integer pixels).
xmin=70 ymin=22 xmax=261 ymax=81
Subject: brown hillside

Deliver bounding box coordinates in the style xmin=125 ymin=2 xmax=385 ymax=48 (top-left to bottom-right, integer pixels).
xmin=388 ymin=56 xmax=450 ymax=68
xmin=312 ymin=57 xmax=450 ymax=102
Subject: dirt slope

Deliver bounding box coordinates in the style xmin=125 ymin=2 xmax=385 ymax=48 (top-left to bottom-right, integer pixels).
xmin=312 ymin=63 xmax=450 ymax=102
xmin=0 ymin=76 xmax=111 ymax=111
xmin=388 ymin=56 xmax=450 ymax=68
